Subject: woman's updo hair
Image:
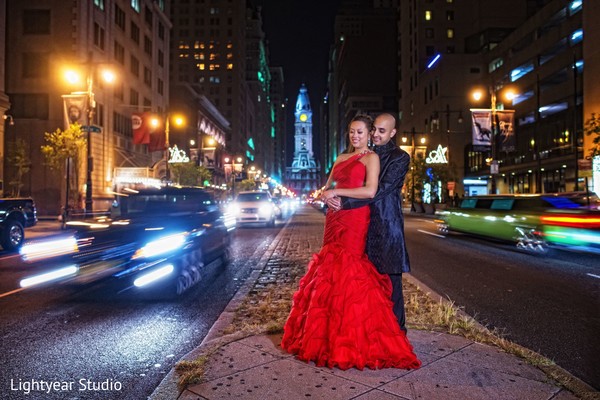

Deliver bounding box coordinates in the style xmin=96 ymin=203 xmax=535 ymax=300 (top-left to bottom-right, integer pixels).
xmin=349 ymin=114 xmax=374 ymax=133
xmin=344 ymin=114 xmax=374 ymax=153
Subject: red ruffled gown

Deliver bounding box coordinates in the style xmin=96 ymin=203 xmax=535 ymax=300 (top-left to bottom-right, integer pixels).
xmin=281 ymin=152 xmax=421 ymax=370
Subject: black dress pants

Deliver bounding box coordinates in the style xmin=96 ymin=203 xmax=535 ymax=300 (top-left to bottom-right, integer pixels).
xmin=389 ymin=273 xmax=406 ymax=332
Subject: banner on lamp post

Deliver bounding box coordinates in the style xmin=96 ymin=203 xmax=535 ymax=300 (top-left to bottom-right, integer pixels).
xmin=497 ymin=110 xmax=516 ymax=153
xmin=132 ymin=112 xmax=151 ymax=144
xmin=62 ymin=94 xmax=88 ymax=130
xmin=470 ymin=109 xmax=492 ymax=150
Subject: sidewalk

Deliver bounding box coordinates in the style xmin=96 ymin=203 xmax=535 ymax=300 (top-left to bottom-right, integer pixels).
xmin=152 ymin=206 xmax=593 ymax=400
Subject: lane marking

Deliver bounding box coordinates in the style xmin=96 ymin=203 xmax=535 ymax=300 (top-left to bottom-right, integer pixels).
xmin=586 ymin=273 xmax=600 ymax=279
xmin=0 ymin=287 xmax=25 ymax=299
xmin=418 ymin=229 xmax=446 ymax=238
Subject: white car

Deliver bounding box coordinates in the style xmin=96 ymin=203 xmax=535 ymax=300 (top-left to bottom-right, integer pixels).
xmin=229 ymin=191 xmax=277 ymax=227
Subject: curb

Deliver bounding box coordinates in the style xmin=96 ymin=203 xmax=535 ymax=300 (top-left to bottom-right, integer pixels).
xmin=149 ymin=218 xmax=293 ymax=400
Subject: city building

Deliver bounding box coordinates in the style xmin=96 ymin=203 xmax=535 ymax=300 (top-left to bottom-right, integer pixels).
xmin=269 ymin=66 xmax=287 ymax=183
xmin=325 ymin=0 xmax=399 ymax=178
xmin=471 ymin=0 xmax=584 ymax=195
xmin=169 ymin=0 xmax=253 ymax=167
xmin=398 ymin=0 xmax=544 ymax=201
xmin=4 ymin=0 xmax=171 ymax=215
xmin=245 ymin=6 xmax=272 ymax=172
xmin=286 ymin=84 xmax=320 ymax=194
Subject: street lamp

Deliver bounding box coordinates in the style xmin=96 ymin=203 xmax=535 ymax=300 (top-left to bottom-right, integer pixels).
xmin=151 ymin=114 xmax=185 ymax=182
xmin=430 ymin=104 xmax=464 ymax=162
xmin=471 ymin=85 xmax=517 ymax=194
xmin=224 ymin=156 xmax=244 ymax=197
xmin=64 ymin=59 xmax=116 ymax=216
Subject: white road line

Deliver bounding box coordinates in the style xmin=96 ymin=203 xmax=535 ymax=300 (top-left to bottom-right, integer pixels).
xmin=0 ymin=287 xmax=25 ymax=299
xmin=586 ymin=273 xmax=600 ymax=279
xmin=418 ymin=229 xmax=446 ymax=238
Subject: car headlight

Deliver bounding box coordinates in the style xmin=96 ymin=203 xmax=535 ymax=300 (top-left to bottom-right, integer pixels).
xmin=20 ymin=236 xmax=79 ymax=262
xmin=227 ymin=203 xmax=241 ymax=216
xmin=259 ymin=204 xmax=273 ymax=216
xmin=132 ymin=233 xmax=188 ymax=259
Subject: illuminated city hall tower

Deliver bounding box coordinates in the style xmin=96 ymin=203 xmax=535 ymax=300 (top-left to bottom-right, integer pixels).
xmin=286 ymin=84 xmax=320 ymax=194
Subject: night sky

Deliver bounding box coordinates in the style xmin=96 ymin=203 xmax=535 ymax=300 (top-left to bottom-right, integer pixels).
xmin=251 ymin=0 xmax=343 ymax=164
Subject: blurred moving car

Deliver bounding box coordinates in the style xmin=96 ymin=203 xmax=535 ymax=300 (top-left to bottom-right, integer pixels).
xmin=0 ymin=197 xmax=37 ymax=251
xmin=436 ymin=192 xmax=600 ymax=254
xmin=19 ymin=187 xmax=231 ymax=297
xmin=228 ymin=191 xmax=277 ymax=227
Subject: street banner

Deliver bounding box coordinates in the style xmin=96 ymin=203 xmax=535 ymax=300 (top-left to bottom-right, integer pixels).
xmin=132 ymin=112 xmax=151 ymax=144
xmin=148 ymin=130 xmax=165 ymax=152
xmin=471 ymin=109 xmax=492 ymax=149
xmin=202 ymin=148 xmax=216 ymax=168
xmin=62 ymin=94 xmax=88 ymax=129
xmin=497 ymin=110 xmax=516 ymax=153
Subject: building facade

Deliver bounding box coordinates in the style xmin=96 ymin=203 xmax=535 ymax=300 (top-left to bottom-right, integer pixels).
xmin=325 ymin=0 xmax=399 ymax=178
xmin=4 ymin=0 xmax=171 ymax=215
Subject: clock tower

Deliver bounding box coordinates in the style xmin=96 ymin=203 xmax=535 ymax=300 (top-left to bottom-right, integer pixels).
xmin=286 ymin=84 xmax=320 ymax=195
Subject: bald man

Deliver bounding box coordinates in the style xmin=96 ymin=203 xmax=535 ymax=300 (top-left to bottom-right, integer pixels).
xmin=327 ymin=113 xmax=411 ymax=332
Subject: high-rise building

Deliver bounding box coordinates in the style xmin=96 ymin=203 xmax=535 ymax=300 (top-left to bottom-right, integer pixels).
xmin=245 ymin=6 xmax=272 ymax=171
xmin=398 ymin=0 xmax=549 ymax=200
xmin=169 ymin=0 xmax=259 ymax=168
xmin=4 ymin=0 xmax=170 ymax=215
xmin=326 ymin=0 xmax=399 ymax=178
xmin=269 ymin=66 xmax=287 ymax=183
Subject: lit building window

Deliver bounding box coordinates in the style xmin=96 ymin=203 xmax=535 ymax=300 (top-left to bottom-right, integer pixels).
xmin=198 ymin=63 xmax=205 ymax=70
xmin=226 ymin=43 xmax=233 ymax=49
xmin=510 ymin=61 xmax=534 ymax=82
xmin=570 ymin=29 xmax=583 ymax=45
xmin=425 ymin=11 xmax=432 ymax=21
xmin=227 ymin=53 xmax=233 ymax=59
xmin=209 ymin=53 xmax=217 ymax=60
xmin=447 ymin=28 xmax=454 ymax=38
xmin=227 ymin=63 xmax=233 ymax=70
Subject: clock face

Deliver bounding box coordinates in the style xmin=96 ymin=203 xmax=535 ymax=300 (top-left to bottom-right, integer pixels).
xmin=299 ymin=113 xmax=307 ymax=122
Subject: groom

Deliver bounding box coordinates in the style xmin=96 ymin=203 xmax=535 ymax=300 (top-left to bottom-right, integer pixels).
xmin=327 ymin=113 xmax=411 ymax=332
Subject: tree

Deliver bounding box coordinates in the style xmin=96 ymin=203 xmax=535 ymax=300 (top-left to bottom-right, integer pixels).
xmin=170 ymin=162 xmax=212 ymax=186
xmin=238 ymin=179 xmax=257 ymax=191
xmin=584 ymin=112 xmax=600 ymax=158
xmin=6 ymin=138 xmax=31 ymax=197
xmin=41 ymin=123 xmax=86 ymax=208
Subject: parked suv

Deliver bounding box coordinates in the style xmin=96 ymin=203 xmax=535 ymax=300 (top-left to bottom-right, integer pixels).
xmin=229 ymin=191 xmax=277 ymax=227
xmin=0 ymin=197 xmax=37 ymax=251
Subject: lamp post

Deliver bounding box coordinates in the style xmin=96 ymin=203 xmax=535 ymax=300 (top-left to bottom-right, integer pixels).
xmin=64 ymin=57 xmax=115 ymax=216
xmin=223 ymin=156 xmax=243 ymax=197
xmin=151 ymin=114 xmax=184 ymax=182
xmin=471 ymin=85 xmax=516 ymax=194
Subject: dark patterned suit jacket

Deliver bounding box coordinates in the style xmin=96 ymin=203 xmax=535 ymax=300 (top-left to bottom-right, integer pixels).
xmin=341 ymin=141 xmax=411 ymax=274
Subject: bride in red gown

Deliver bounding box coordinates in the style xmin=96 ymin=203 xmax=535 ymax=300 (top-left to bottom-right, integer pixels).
xmin=281 ymin=115 xmax=421 ymax=371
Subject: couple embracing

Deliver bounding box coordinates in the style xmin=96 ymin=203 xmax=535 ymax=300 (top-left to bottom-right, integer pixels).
xmin=281 ymin=113 xmax=420 ymax=370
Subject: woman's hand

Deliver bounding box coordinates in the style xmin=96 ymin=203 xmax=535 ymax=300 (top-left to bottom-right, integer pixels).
xmin=321 ymin=189 xmax=337 ymax=201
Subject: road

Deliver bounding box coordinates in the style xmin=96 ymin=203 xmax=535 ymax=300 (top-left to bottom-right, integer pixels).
xmin=0 ymin=220 xmax=287 ymax=400
xmin=404 ymin=214 xmax=600 ymax=390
